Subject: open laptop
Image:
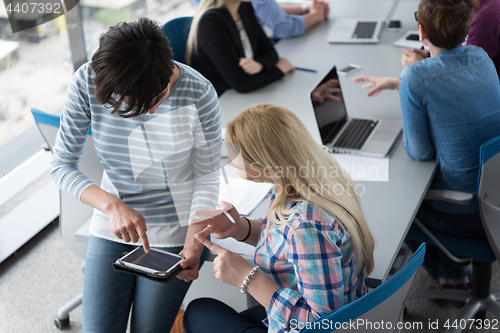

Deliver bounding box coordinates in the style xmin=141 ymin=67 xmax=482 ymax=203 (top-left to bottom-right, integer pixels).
xmin=327 ymin=0 xmax=399 ymax=44
xmin=310 ymin=66 xmax=401 ymax=157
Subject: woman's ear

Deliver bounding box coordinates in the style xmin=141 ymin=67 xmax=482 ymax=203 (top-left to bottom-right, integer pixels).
xmin=417 ymin=24 xmax=426 ymax=43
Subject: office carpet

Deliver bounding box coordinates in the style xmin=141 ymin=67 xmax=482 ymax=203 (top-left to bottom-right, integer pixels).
xmin=0 ymin=220 xmax=498 ymax=333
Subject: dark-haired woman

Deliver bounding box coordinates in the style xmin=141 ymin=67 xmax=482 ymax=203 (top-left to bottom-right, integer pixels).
xmin=354 ymin=0 xmax=500 ymax=292
xmin=51 ymin=18 xmax=221 ymax=332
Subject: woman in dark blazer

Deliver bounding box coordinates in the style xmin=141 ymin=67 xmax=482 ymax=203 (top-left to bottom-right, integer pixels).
xmin=186 ymin=0 xmax=294 ymax=96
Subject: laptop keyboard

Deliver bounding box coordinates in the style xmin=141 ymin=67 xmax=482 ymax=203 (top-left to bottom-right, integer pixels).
xmin=353 ymin=22 xmax=377 ymax=39
xmin=334 ymin=119 xmax=379 ymax=149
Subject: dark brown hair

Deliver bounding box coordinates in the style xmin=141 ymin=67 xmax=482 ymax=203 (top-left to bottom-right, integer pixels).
xmin=417 ymin=0 xmax=479 ymax=50
xmin=91 ymin=17 xmax=174 ymax=118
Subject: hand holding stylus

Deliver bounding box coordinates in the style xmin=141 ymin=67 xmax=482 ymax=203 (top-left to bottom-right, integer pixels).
xmin=189 ymin=201 xmax=240 ymax=240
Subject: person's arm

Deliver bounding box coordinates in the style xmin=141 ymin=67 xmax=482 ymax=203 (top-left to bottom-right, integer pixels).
xmin=179 ymin=83 xmax=222 ymax=280
xmin=197 ymin=11 xmax=284 ymax=93
xmin=194 ymin=225 xmax=279 ymax=308
xmin=189 ymin=201 xmax=263 ymax=247
xmin=352 ymin=75 xmax=400 ymax=96
xmin=80 ymin=185 xmax=150 ymax=251
xmin=252 ymin=0 xmax=306 ymax=38
xmin=264 ymin=221 xmax=344 ymax=331
xmin=51 ymin=64 xmax=94 ymax=201
xmin=399 ymin=66 xmax=435 ymax=160
xmin=280 ymin=0 xmax=329 ymax=32
xmin=244 ymin=3 xmax=282 ymax=70
xmin=280 ymin=4 xmax=302 ymax=15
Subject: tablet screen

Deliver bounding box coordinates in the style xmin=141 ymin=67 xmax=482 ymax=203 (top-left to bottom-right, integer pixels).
xmin=121 ymin=247 xmax=182 ymax=272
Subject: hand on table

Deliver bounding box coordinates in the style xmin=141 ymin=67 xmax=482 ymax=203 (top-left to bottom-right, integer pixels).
xmin=401 ymin=47 xmax=429 ymax=68
xmin=352 ymin=75 xmax=400 ymax=96
xmin=239 ymin=58 xmax=264 ymax=75
xmin=195 ymin=225 xmax=252 ymax=287
xmin=308 ymin=0 xmax=329 ymax=21
xmin=107 ymin=200 xmax=150 ymax=253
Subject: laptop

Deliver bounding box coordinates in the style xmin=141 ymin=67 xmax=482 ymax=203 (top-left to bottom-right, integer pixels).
xmin=309 ymin=66 xmax=401 ymax=157
xmin=326 ymin=0 xmax=399 ymax=44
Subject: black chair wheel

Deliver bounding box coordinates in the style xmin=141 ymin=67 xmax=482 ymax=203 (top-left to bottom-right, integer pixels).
xmin=54 ymin=316 xmax=70 ymax=329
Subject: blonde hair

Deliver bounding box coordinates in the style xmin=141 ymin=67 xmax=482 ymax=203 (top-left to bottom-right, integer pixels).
xmin=186 ymin=0 xmax=228 ymax=64
xmin=226 ymin=104 xmax=375 ymax=275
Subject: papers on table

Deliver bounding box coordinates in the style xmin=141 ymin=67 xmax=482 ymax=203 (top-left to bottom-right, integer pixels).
xmin=331 ymin=153 xmax=389 ymax=182
xmin=211 ymin=237 xmax=256 ymax=259
xmin=393 ymin=31 xmax=430 ymax=52
xmin=219 ymin=175 xmax=274 ymax=216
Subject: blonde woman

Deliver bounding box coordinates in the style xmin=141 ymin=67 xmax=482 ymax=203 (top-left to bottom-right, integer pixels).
xmin=185 ymin=0 xmax=294 ymax=96
xmin=183 ymin=104 xmax=375 ymax=333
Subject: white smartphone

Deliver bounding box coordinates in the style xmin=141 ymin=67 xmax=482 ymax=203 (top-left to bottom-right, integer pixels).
xmin=338 ymin=64 xmax=361 ymax=76
xmin=116 ymin=247 xmax=184 ymax=276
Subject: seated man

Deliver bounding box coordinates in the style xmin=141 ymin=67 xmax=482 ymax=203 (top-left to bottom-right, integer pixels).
xmin=252 ymin=0 xmax=329 ymax=39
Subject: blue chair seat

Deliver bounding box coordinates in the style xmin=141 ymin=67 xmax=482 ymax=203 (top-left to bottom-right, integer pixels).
xmin=406 ymin=224 xmax=495 ymax=262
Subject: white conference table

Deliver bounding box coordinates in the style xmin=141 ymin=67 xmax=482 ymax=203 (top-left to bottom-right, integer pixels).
xmin=218 ymin=0 xmax=436 ymax=287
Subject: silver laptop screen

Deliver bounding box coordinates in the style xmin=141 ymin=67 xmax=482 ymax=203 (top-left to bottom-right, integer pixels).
xmin=310 ymin=66 xmax=349 ymax=145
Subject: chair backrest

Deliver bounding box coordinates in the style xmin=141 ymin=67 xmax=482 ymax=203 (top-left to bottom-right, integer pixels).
xmin=478 ymin=135 xmax=500 ymax=262
xmin=300 ymin=243 xmax=425 ymax=333
xmin=31 ymin=108 xmax=103 ymax=259
xmin=162 ymin=17 xmax=193 ymax=63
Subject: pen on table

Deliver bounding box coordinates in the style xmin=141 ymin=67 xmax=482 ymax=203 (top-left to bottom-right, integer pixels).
xmin=294 ymin=67 xmax=318 ymax=73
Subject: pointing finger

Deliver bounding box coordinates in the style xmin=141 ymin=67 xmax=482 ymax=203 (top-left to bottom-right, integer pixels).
xmin=137 ymin=228 xmax=150 ymax=253
xmin=194 ymin=226 xmax=225 ymax=254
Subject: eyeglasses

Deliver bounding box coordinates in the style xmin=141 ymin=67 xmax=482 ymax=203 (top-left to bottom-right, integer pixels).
xmin=414 ymin=11 xmax=419 ymax=23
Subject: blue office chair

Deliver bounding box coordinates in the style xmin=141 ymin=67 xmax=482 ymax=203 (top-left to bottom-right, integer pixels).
xmin=162 ymin=17 xmax=193 ymax=63
xmin=32 ymin=108 xmax=103 ymax=329
xmin=406 ymin=135 xmax=500 ymax=333
xmin=300 ymin=243 xmax=425 ymax=333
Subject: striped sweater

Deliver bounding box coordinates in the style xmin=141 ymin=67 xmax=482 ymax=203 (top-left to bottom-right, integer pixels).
xmin=51 ymin=61 xmax=222 ymax=246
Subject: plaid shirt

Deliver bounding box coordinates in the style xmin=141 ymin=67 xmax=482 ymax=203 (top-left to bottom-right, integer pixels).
xmin=254 ymin=193 xmax=367 ymax=332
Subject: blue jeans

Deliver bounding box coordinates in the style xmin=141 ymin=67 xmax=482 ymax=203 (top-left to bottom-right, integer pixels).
xmin=183 ymin=298 xmax=267 ymax=333
xmin=82 ymin=235 xmax=207 ymax=333
xmin=406 ymin=201 xmax=486 ymax=285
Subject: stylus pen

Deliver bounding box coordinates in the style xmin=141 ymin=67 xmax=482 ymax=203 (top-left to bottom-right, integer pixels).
xmin=217 ymin=203 xmax=236 ymax=224
xmin=295 ymin=67 xmax=318 ymax=73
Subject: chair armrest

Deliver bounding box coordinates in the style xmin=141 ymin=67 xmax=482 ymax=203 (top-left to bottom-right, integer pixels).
xmin=414 ymin=218 xmax=471 ymax=265
xmin=424 ymin=189 xmax=473 ymax=205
